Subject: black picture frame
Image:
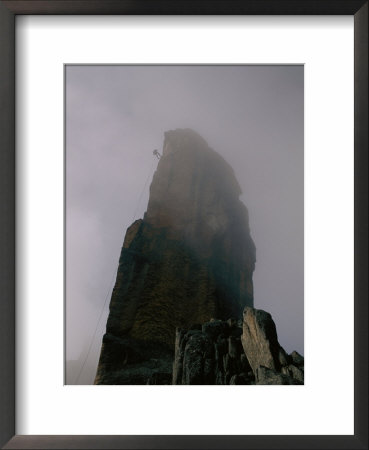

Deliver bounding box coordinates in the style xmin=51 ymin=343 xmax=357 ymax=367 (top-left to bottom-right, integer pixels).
xmin=0 ymin=1 xmax=367 ymax=449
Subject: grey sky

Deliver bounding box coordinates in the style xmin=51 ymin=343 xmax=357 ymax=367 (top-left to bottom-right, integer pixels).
xmin=66 ymin=65 xmax=304 ymax=384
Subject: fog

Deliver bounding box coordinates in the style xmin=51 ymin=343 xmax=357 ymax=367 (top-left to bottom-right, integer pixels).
xmin=66 ymin=65 xmax=304 ymax=384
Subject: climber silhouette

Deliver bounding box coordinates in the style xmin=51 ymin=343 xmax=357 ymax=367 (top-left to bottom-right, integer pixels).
xmin=153 ymin=149 xmax=161 ymax=160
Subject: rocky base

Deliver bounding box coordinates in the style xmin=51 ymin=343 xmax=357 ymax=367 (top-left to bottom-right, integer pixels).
xmin=94 ymin=333 xmax=173 ymax=385
xmin=172 ymin=318 xmax=254 ymax=384
xmin=95 ymin=307 xmax=303 ymax=385
xmin=172 ymin=307 xmax=304 ymax=385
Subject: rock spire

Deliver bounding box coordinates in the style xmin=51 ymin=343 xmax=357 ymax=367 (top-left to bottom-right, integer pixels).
xmin=95 ymin=129 xmax=256 ymax=384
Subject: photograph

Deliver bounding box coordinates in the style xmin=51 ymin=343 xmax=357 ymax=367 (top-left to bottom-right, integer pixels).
xmin=65 ymin=64 xmax=304 ymax=385
xmin=1 ymin=1 xmax=366 ymax=447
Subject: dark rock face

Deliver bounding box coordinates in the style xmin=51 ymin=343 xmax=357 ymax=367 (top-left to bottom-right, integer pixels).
xmin=94 ymin=333 xmax=173 ymax=385
xmin=95 ymin=129 xmax=256 ymax=384
xmin=290 ymin=350 xmax=304 ymax=367
xmin=281 ymin=364 xmax=304 ymax=383
xmin=172 ymin=319 xmax=254 ymax=385
xmin=172 ymin=310 xmax=304 ymax=385
xmin=255 ymin=366 xmax=302 ymax=385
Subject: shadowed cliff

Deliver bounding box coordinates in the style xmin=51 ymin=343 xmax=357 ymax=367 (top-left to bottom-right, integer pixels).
xmin=95 ymin=129 xmax=256 ymax=384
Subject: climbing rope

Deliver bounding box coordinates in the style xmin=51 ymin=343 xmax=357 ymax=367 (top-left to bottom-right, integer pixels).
xmin=74 ymin=269 xmax=116 ymax=385
xmin=74 ymin=153 xmax=158 ymax=384
xmin=131 ymin=157 xmax=157 ymax=222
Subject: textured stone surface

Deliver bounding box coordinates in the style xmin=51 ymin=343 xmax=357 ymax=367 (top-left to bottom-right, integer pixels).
xmin=290 ymin=350 xmax=304 ymax=367
xmin=172 ymin=319 xmax=254 ymax=385
xmin=281 ymin=364 xmax=304 ymax=383
xmin=94 ymin=333 xmax=173 ymax=385
xmin=171 ymin=312 xmax=305 ymax=385
xmin=240 ymin=307 xmax=304 ymax=385
xmin=255 ymin=366 xmax=302 ymax=385
xmin=95 ymin=129 xmax=256 ymax=384
xmin=241 ymin=306 xmax=284 ymax=373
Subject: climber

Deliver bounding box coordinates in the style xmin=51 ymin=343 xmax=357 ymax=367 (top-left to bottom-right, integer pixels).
xmin=153 ymin=149 xmax=161 ymax=160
